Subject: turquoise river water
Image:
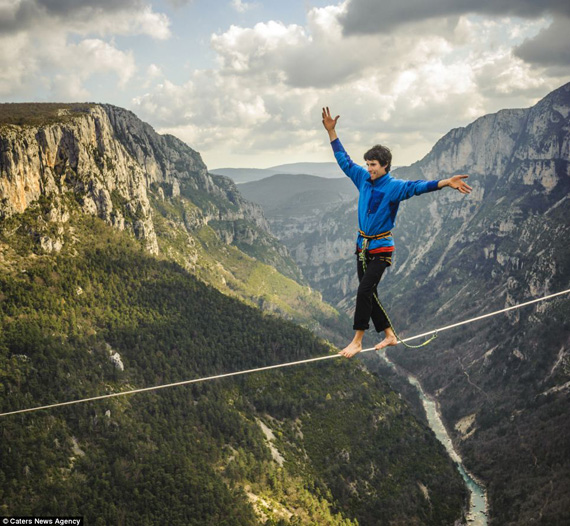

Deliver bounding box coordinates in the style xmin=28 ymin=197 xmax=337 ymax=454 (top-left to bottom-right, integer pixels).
xmin=377 ymin=350 xmax=488 ymax=525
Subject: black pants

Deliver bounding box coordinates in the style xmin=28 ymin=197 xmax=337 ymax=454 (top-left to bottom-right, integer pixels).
xmin=353 ymin=254 xmax=391 ymax=332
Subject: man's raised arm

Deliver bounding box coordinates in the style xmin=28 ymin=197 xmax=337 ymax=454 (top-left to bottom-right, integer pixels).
xmin=322 ymin=106 xmax=367 ymax=187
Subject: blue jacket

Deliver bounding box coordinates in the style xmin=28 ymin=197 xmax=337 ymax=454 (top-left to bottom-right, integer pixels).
xmin=332 ymin=138 xmax=440 ymax=252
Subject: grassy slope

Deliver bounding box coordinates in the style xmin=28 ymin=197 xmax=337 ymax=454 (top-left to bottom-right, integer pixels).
xmin=148 ymin=189 xmax=352 ymax=346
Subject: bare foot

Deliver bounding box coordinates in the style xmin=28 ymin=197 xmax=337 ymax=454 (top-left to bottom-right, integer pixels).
xmin=374 ymin=334 xmax=398 ymax=350
xmin=339 ymin=341 xmax=362 ymax=358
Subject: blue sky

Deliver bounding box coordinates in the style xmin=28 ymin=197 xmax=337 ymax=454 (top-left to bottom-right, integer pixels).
xmin=1 ymin=0 xmax=569 ymax=169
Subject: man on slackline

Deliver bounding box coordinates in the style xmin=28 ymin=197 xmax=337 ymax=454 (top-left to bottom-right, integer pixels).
xmin=322 ymin=106 xmax=472 ymax=358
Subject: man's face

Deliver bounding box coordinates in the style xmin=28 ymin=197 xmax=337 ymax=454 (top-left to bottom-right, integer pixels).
xmin=366 ymin=159 xmax=388 ymax=180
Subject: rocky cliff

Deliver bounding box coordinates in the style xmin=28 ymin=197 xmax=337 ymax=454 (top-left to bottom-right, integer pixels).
xmin=0 ymin=104 xmax=160 ymax=253
xmin=0 ymin=103 xmax=339 ymax=337
xmin=0 ymin=103 xmax=273 ymax=254
xmin=383 ymin=82 xmax=570 ymax=526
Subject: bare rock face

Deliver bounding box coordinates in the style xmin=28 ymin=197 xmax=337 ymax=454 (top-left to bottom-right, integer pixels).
xmin=392 ymin=82 xmax=569 ymax=289
xmin=0 ymin=104 xmax=273 ymax=258
xmin=0 ymin=106 xmax=158 ymax=253
xmin=102 ymin=104 xmax=207 ymax=186
xmin=102 ymin=105 xmax=270 ymax=230
xmin=412 ymin=83 xmax=569 ymax=193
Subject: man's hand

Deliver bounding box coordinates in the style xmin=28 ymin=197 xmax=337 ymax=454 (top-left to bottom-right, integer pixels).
xmin=438 ymin=175 xmax=472 ymax=194
xmin=322 ymin=107 xmax=339 ymax=141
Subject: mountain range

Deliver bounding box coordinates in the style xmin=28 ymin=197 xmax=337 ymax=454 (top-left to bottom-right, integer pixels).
xmin=238 ymin=82 xmax=570 ymax=525
xmin=0 ymin=102 xmax=467 ymax=524
xmin=239 ymin=174 xmax=354 ymax=218
xmin=1 ymin=80 xmax=568 ymax=524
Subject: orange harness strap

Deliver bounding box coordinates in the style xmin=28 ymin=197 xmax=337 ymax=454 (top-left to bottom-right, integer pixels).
xmin=358 ymin=230 xmax=392 ymax=240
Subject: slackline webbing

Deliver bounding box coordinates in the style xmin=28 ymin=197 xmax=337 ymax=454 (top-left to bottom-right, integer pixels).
xmin=1 ymin=288 xmax=569 ymax=418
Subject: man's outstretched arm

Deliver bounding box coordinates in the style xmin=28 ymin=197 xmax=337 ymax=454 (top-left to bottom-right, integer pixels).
xmin=438 ymin=175 xmax=472 ymax=194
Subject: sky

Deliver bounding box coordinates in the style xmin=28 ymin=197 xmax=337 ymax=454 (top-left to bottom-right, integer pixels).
xmin=1 ymin=0 xmax=569 ymax=170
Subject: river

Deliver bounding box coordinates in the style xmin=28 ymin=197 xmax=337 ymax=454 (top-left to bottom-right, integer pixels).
xmin=376 ymin=350 xmax=488 ymax=525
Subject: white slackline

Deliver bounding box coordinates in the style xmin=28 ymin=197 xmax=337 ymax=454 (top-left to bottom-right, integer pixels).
xmin=1 ymin=288 xmax=569 ymax=418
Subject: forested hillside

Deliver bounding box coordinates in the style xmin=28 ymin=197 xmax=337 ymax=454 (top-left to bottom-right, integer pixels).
xmin=0 ymin=211 xmax=467 ymax=525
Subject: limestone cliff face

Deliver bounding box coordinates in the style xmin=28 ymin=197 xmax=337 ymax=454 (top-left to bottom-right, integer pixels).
xmin=0 ymin=105 xmax=159 ymax=252
xmin=409 ymin=86 xmax=568 ymax=192
xmin=0 ymin=102 xmax=317 ymax=333
xmin=0 ymin=104 xmax=271 ymax=257
xmin=393 ymin=82 xmax=569 ymax=285
xmin=103 ymin=104 xmax=272 ymax=234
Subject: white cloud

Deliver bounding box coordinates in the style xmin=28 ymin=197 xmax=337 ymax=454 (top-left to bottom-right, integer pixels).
xmin=75 ymin=39 xmax=136 ymax=88
xmin=63 ymin=40 xmax=136 ymax=97
xmin=141 ymin=63 xmax=164 ymax=88
xmin=50 ymin=74 xmax=91 ymax=100
xmin=0 ymin=32 xmax=37 ymax=97
xmin=128 ymin=6 xmax=171 ymax=40
xmin=147 ymin=64 xmax=163 ymax=78
xmin=0 ymin=28 xmax=137 ymax=100
xmin=133 ymin=7 xmax=570 ymax=169
xmin=0 ymin=0 xmax=169 ymax=100
xmin=230 ymin=0 xmax=257 ymax=13
xmin=55 ymin=4 xmax=171 ymax=40
xmin=211 ymin=21 xmax=307 ymax=75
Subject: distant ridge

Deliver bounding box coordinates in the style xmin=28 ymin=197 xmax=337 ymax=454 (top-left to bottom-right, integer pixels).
xmin=210 ymin=167 xmax=279 ymax=183
xmin=239 ymin=173 xmax=354 ymax=218
xmin=267 ymin=162 xmax=343 ymax=178
xmin=211 ymin=162 xmax=343 ymax=183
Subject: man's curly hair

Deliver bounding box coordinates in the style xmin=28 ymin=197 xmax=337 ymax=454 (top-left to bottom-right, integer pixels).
xmin=364 ymin=144 xmax=392 ymax=172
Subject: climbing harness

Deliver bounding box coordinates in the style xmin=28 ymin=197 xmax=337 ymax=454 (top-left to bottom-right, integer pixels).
xmin=358 ymin=230 xmax=393 ymax=241
xmin=358 ymin=235 xmax=437 ymax=349
xmin=1 ymin=288 xmax=569 ymax=417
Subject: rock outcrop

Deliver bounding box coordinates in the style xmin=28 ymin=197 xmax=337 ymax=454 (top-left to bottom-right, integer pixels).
xmin=0 ymin=102 xmax=328 ymax=338
xmin=1 ymin=105 xmax=160 ymax=252
xmin=0 ymin=104 xmax=275 ymax=258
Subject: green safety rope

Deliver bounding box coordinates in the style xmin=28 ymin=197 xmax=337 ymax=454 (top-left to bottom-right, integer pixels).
xmin=359 ymin=238 xmax=437 ymax=349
